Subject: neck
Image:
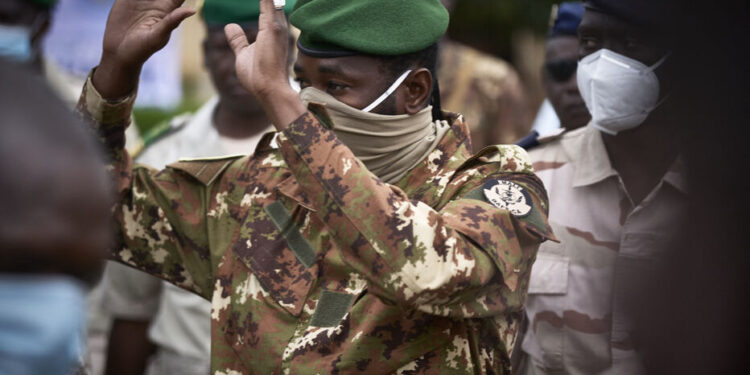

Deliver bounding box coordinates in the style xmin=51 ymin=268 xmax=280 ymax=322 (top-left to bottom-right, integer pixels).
xmin=212 ymin=99 xmax=271 ymax=139
xmin=602 ymin=103 xmax=680 ymax=204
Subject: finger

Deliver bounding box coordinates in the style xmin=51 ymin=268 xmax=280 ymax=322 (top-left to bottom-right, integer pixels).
xmin=259 ymin=0 xmax=276 ymax=19
xmin=225 ymin=23 xmax=250 ymax=56
xmin=154 ymin=6 xmax=196 ymax=37
xmin=258 ymin=0 xmax=289 ymax=37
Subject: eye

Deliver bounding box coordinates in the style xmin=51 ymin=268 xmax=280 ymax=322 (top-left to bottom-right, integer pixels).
xmin=580 ymin=37 xmax=599 ymax=50
xmin=325 ymin=81 xmax=349 ymax=94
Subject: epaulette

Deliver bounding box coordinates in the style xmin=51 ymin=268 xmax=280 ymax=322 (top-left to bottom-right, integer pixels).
xmin=457 ymin=144 xmax=533 ymax=174
xmin=166 ymin=154 xmax=244 ymax=186
xmin=141 ymin=113 xmax=193 ymax=149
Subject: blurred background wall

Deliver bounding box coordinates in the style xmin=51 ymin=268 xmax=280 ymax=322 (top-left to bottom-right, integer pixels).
xmin=449 ymin=0 xmax=556 ymax=116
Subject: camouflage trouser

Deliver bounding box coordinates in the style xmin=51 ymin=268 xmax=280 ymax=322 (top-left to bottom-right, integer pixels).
xmin=144 ymin=349 xmax=210 ymax=375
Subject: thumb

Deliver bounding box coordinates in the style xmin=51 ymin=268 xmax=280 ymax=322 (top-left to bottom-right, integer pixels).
xmin=225 ymin=23 xmax=250 ymax=56
xmin=153 ymin=6 xmax=196 ymax=39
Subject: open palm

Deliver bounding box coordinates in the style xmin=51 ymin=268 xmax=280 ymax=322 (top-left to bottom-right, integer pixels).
xmin=225 ymin=0 xmax=290 ymax=98
xmin=102 ymin=0 xmax=194 ymax=69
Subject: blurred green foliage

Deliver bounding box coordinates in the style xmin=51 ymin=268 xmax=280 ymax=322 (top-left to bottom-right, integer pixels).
xmin=133 ymin=97 xmax=203 ymax=135
xmin=132 ymin=77 xmax=207 ymax=135
xmin=449 ymin=0 xmax=557 ymax=60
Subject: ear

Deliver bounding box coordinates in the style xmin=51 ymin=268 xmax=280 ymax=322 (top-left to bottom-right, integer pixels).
xmin=403 ymin=68 xmax=433 ymax=115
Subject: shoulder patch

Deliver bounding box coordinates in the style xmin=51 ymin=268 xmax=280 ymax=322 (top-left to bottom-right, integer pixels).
xmin=482 ymin=180 xmax=532 ymax=217
xmin=166 ymin=155 xmax=243 ymax=186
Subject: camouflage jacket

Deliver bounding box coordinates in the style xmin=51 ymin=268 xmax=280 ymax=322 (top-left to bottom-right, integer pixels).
xmin=78 ymin=76 xmax=554 ymax=375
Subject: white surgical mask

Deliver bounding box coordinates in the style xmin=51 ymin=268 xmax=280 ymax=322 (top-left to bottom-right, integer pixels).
xmin=0 ymin=24 xmax=33 ymax=62
xmin=577 ymin=49 xmax=669 ymax=135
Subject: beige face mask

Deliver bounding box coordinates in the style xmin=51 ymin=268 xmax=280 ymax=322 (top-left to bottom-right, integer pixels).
xmin=300 ymin=86 xmax=450 ymax=184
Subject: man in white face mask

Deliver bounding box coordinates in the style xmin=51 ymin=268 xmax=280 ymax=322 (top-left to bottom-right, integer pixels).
xmin=516 ymin=1 xmax=686 ymax=374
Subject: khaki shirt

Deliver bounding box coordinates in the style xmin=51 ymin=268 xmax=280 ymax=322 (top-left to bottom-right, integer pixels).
xmin=78 ymin=74 xmax=554 ymax=374
xmin=519 ymin=126 xmax=687 ymax=375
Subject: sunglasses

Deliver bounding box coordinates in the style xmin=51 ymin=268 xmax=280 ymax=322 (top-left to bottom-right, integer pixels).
xmin=545 ymin=59 xmax=578 ymax=82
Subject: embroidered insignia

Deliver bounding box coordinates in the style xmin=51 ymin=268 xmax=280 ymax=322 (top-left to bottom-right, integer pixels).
xmin=483 ymin=180 xmax=532 ymax=217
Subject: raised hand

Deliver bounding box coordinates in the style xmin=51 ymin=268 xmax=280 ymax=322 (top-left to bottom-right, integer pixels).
xmin=94 ymin=0 xmax=195 ymax=99
xmin=225 ymin=0 xmax=305 ymax=129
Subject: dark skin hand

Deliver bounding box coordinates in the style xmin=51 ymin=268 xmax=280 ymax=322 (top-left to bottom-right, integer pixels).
xmin=542 ymin=36 xmax=590 ymax=130
xmin=93 ymin=0 xmax=195 ymax=99
xmin=224 ymin=0 xmax=433 ymax=130
xmin=578 ymin=9 xmax=677 ymax=204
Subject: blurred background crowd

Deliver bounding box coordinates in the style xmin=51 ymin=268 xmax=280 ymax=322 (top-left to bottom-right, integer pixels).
xmin=1 ymin=0 xmax=748 ymax=374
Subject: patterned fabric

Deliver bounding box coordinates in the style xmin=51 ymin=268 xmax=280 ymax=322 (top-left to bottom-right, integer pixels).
xmin=102 ymin=97 xmax=273 ymax=372
xmin=438 ymin=41 xmax=531 ymax=149
xmin=77 ymin=73 xmax=554 ymax=374
xmin=518 ymin=125 xmax=687 ymax=375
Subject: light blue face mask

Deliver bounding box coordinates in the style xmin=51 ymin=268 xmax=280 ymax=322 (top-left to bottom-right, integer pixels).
xmin=0 ymin=24 xmax=34 ymax=62
xmin=0 ymin=275 xmax=87 ymax=375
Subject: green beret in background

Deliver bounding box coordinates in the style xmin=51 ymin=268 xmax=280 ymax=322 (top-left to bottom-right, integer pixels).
xmin=203 ymin=0 xmax=296 ymax=26
xmin=29 ymin=0 xmax=57 ymax=7
xmin=290 ymin=0 xmax=449 ymax=57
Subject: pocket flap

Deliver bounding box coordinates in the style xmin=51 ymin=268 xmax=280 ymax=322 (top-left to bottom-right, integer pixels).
xmin=528 ymin=253 xmax=569 ymax=295
xmin=231 ymin=200 xmax=317 ymax=317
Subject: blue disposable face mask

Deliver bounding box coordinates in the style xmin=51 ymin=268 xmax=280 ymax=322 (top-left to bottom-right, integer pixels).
xmin=0 ymin=23 xmax=33 ymax=62
xmin=0 ymin=275 xmax=87 ymax=375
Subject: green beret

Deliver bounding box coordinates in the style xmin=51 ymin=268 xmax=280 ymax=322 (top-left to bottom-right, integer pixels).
xmin=203 ymin=0 xmax=296 ymax=26
xmin=29 ymin=0 xmax=57 ymax=7
xmin=290 ymin=0 xmax=449 ymax=57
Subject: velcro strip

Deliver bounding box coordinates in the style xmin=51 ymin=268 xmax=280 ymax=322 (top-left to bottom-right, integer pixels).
xmin=264 ymin=201 xmax=316 ymax=268
xmin=310 ymin=290 xmax=356 ymax=327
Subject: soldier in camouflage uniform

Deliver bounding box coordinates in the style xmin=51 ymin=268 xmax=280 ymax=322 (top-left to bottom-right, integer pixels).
xmin=101 ymin=1 xmax=296 ymax=374
xmin=79 ymin=0 xmax=554 ymax=373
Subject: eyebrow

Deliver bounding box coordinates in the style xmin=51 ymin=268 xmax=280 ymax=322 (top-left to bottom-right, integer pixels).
xmin=317 ymin=62 xmax=347 ymax=76
xmin=293 ymin=61 xmax=348 ymax=77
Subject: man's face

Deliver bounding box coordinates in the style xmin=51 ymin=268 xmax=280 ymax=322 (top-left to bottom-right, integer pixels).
xmin=578 ymin=9 xmax=668 ymax=69
xmin=203 ymin=26 xmax=263 ymax=112
xmin=543 ymin=35 xmax=591 ymax=129
xmin=293 ymin=53 xmax=401 ymax=115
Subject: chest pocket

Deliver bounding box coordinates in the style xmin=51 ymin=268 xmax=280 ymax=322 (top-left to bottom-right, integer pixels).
xmin=230 ymin=184 xmax=318 ymax=317
xmin=528 ymin=242 xmax=569 ymax=295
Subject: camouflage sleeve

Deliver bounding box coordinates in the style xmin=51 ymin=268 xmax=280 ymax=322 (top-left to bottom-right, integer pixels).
xmin=76 ymin=73 xmax=214 ymax=298
xmin=276 ymin=109 xmax=553 ymax=318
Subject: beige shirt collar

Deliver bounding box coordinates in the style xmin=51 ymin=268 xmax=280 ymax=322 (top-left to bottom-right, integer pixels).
xmin=561 ymin=125 xmax=687 ymax=194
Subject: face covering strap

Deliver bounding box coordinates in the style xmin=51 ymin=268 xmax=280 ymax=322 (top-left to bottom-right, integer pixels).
xmin=362 ymin=70 xmax=412 ymax=113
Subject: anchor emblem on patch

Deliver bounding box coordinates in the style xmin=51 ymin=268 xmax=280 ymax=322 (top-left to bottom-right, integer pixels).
xmin=483 ymin=180 xmax=532 ymax=217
